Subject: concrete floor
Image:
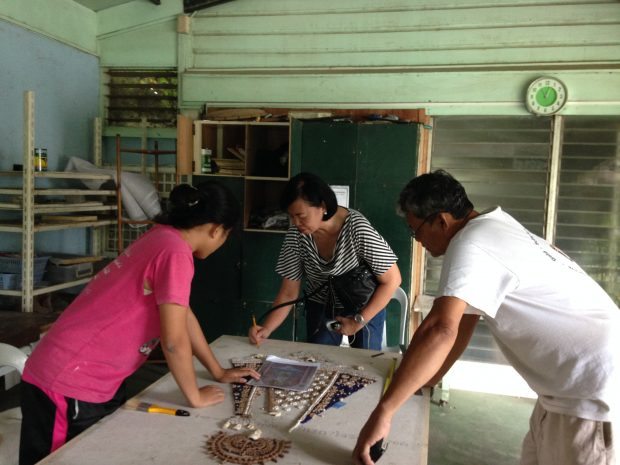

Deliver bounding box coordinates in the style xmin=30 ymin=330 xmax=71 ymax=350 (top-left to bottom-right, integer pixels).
xmin=429 ymin=389 xmax=535 ymax=465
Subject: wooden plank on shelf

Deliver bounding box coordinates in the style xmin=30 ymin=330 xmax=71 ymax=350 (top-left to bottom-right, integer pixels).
xmin=37 ymin=201 xmax=104 ymax=207
xmin=216 ymin=169 xmax=245 ymax=176
xmin=41 ymin=215 xmax=98 ymax=223
xmin=205 ymin=108 xmax=266 ymax=121
xmin=49 ymin=255 xmax=104 ymax=266
xmin=214 ymin=159 xmax=244 ymax=168
xmin=226 ymin=146 xmax=246 ymax=161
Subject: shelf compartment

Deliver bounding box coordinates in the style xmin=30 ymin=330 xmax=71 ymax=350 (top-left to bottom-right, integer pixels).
xmin=244 ymin=179 xmax=290 ymax=232
xmin=246 ymin=123 xmax=290 ymax=178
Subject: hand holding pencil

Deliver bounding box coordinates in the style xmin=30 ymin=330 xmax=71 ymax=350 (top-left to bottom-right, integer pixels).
xmin=249 ymin=314 xmax=271 ymax=347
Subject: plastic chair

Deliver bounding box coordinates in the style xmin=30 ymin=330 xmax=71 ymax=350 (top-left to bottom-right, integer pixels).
xmin=382 ymin=287 xmax=410 ymax=353
xmin=0 ymin=343 xmax=27 ymax=375
xmin=0 ymin=343 xmax=28 ymax=465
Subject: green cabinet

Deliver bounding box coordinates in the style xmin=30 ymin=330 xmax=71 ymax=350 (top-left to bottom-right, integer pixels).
xmin=191 ymin=119 xmax=418 ymax=346
xmin=294 ymin=120 xmax=418 ymax=347
xmin=294 ymin=120 xmax=417 ymax=294
xmin=189 ymin=175 xmax=244 ymax=341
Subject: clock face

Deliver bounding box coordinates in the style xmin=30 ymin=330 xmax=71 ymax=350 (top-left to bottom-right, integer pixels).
xmin=525 ymin=77 xmax=567 ymax=115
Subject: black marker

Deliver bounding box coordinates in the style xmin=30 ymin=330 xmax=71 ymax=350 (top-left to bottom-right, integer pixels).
xmin=370 ymin=438 xmax=387 ymax=462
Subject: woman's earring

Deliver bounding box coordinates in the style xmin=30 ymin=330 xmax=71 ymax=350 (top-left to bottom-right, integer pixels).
xmin=323 ymin=210 xmax=327 ymax=216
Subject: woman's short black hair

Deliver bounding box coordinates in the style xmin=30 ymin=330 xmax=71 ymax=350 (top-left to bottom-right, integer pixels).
xmin=398 ymin=169 xmax=473 ymax=219
xmin=280 ymin=172 xmax=338 ymax=221
xmin=155 ymin=180 xmax=241 ymax=230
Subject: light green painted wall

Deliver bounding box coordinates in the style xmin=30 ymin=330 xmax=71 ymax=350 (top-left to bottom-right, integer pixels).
xmin=0 ymin=0 xmax=97 ymax=54
xmin=0 ymin=0 xmax=182 ymax=65
xmin=97 ymin=0 xmax=182 ymax=67
xmin=2 ymin=0 xmax=619 ymax=116
xmin=97 ymin=0 xmax=182 ymax=37
xmin=180 ymin=0 xmax=620 ymax=115
xmin=99 ymin=20 xmax=178 ymax=67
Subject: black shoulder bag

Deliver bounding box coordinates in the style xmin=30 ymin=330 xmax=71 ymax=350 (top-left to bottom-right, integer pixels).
xmin=329 ymin=262 xmax=379 ymax=315
xmin=262 ymin=262 xmax=378 ymax=319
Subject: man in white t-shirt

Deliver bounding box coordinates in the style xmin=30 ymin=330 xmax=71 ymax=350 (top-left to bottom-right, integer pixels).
xmin=353 ymin=170 xmax=618 ymax=465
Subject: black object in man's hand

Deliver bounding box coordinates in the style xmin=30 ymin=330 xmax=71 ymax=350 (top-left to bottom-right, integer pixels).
xmin=370 ymin=438 xmax=387 ymax=462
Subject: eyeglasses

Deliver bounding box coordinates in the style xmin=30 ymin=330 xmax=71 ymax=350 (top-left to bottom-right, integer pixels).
xmin=410 ymin=213 xmax=437 ymax=239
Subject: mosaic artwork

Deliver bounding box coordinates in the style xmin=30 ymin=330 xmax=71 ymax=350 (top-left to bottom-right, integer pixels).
xmin=205 ymin=431 xmax=291 ymax=465
xmin=230 ymin=354 xmax=376 ymax=429
xmin=231 ymin=357 xmax=264 ymax=416
xmin=299 ymin=369 xmax=376 ymax=425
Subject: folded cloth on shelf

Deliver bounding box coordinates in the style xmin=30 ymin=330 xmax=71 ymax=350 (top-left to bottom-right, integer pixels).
xmin=64 ymin=157 xmax=161 ymax=221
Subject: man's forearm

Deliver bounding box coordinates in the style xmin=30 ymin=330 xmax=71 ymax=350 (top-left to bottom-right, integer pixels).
xmin=379 ymin=319 xmax=459 ymax=416
xmin=425 ymin=313 xmax=479 ymax=386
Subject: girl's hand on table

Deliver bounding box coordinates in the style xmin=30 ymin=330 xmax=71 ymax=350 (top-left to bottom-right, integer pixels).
xmin=216 ymin=367 xmax=260 ymax=384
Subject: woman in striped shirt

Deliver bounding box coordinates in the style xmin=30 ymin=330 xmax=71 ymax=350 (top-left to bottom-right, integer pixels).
xmin=248 ymin=172 xmax=401 ymax=350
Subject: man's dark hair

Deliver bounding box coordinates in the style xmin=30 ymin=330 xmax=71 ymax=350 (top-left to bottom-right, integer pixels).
xmin=398 ymin=169 xmax=473 ymax=219
xmin=280 ymin=172 xmax=338 ymax=221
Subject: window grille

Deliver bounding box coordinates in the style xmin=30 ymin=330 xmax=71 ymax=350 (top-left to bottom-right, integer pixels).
xmin=557 ymin=117 xmax=620 ymax=304
xmin=426 ymin=116 xmax=552 ymax=297
xmin=424 ymin=115 xmax=620 ymax=364
xmin=105 ymin=69 xmax=178 ymax=128
xmin=426 ymin=116 xmax=553 ymax=365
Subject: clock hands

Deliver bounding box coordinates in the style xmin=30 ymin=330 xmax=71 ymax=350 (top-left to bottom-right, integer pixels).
xmin=526 ymin=77 xmax=567 ymax=115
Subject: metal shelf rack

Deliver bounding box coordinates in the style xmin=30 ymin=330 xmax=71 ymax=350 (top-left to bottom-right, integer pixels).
xmin=0 ymin=91 xmax=117 ymax=312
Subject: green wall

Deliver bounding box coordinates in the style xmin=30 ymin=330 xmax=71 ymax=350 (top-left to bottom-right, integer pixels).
xmin=98 ymin=0 xmax=182 ymax=67
xmin=2 ymin=0 xmax=619 ymax=116
xmin=0 ymin=0 xmax=97 ymax=54
xmin=180 ymin=0 xmax=620 ymax=115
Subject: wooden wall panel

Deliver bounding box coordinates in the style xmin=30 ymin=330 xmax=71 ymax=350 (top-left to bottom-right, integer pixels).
xmin=180 ymin=0 xmax=620 ymax=115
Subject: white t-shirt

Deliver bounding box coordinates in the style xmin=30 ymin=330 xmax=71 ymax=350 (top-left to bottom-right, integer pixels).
xmin=438 ymin=207 xmax=619 ymax=421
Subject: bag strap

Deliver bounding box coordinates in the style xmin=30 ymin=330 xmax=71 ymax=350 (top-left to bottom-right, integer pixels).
xmin=258 ymin=280 xmax=329 ymax=321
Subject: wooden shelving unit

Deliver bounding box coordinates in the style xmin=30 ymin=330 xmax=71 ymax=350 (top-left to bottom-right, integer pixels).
xmin=0 ymin=91 xmax=117 ymax=312
xmin=192 ymin=120 xmax=291 ymax=232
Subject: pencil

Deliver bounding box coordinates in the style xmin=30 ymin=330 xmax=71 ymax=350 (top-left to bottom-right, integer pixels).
xmin=252 ymin=314 xmax=260 ymax=347
xmin=382 ymin=358 xmax=397 ymax=395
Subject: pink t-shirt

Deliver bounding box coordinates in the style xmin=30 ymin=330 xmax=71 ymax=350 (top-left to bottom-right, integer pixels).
xmin=23 ymin=225 xmax=194 ymax=403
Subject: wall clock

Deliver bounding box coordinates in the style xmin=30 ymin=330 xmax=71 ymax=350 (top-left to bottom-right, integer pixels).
xmin=525 ymin=77 xmax=567 ymax=116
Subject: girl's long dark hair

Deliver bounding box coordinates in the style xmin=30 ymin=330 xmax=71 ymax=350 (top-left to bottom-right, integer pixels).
xmin=155 ymin=181 xmax=240 ymax=230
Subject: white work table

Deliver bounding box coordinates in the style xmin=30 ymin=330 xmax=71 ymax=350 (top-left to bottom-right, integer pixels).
xmin=38 ymin=335 xmax=429 ymax=465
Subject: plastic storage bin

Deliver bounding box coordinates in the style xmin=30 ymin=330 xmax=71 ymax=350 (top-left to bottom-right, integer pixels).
xmin=0 ymin=273 xmax=18 ymax=290
xmin=0 ymin=254 xmax=49 ymax=286
xmin=46 ymin=262 xmax=93 ymax=284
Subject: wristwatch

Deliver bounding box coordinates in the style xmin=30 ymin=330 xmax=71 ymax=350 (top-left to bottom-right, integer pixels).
xmin=353 ymin=313 xmax=367 ymax=326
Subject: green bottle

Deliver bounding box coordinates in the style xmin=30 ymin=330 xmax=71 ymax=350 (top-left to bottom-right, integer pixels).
xmin=201 ymin=148 xmax=212 ymax=174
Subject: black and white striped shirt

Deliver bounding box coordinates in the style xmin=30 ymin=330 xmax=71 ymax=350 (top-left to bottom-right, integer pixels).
xmin=275 ymin=209 xmax=397 ymax=306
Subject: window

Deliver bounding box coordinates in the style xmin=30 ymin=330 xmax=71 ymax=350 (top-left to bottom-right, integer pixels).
xmin=426 ymin=116 xmax=552 ymax=296
xmin=424 ymin=115 xmax=620 ymax=364
xmin=104 ymin=69 xmax=178 ymax=128
xmin=557 ymin=117 xmax=620 ymax=304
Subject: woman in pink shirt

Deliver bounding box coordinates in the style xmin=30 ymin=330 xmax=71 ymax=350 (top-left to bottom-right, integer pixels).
xmin=19 ymin=181 xmax=259 ymax=465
